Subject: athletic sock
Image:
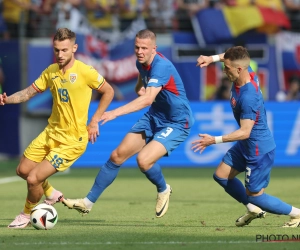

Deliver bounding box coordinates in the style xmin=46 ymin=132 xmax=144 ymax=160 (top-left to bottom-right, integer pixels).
xmin=86 ymin=159 xmax=121 ymax=203
xmin=83 ymin=197 xmax=94 ymax=209
xmin=142 ymin=163 xmax=166 ymax=192
xmin=24 ymin=198 xmax=38 ymax=214
xmin=248 ymin=193 xmax=292 ymax=215
xmin=289 ymin=207 xmax=300 ymax=217
xmin=246 ymin=203 xmax=262 ymax=213
xmin=42 ymin=179 xmax=54 ymax=198
xmin=213 ymin=173 xmax=248 ymax=205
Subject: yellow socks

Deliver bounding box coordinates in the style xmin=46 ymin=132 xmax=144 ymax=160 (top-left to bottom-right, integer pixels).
xmin=23 ymin=199 xmax=38 ymax=214
xmin=42 ymin=179 xmax=54 ymax=198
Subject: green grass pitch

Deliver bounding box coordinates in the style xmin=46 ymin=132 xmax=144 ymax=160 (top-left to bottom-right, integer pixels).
xmin=1 ymin=159 xmax=300 ymax=250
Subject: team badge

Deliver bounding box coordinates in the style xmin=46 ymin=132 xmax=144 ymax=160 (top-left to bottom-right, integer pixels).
xmin=69 ymin=73 xmax=77 ymax=84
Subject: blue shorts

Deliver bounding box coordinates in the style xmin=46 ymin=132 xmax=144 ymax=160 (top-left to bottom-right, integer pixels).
xmin=223 ymin=141 xmax=275 ymax=192
xmin=129 ymin=112 xmax=190 ymax=156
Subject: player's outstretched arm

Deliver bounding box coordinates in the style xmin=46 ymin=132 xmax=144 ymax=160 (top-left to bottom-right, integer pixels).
xmin=100 ymin=86 xmax=162 ymax=125
xmin=0 ymin=85 xmax=38 ymax=105
xmin=196 ymin=53 xmax=225 ymax=68
xmin=191 ymin=119 xmax=255 ymax=154
xmin=87 ymin=81 xmax=114 ymax=144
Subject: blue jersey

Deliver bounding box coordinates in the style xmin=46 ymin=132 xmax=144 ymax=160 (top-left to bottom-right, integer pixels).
xmin=230 ymin=66 xmax=275 ymax=156
xmin=136 ymin=52 xmax=194 ymax=129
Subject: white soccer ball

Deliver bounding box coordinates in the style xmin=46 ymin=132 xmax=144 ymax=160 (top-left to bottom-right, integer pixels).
xmin=30 ymin=203 xmax=58 ymax=230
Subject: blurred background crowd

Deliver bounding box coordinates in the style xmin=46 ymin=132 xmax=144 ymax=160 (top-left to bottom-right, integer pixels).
xmin=0 ymin=0 xmax=298 ymax=39
xmin=0 ymin=0 xmax=300 ymax=102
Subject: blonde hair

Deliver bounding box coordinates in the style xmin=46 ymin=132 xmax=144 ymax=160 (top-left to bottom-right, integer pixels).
xmin=53 ymin=28 xmax=76 ymax=43
xmin=136 ymin=29 xmax=156 ymax=42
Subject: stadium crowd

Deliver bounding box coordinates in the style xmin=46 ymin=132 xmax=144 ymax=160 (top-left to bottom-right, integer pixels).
xmin=0 ymin=0 xmax=299 ymax=100
xmin=0 ymin=0 xmax=299 ymax=39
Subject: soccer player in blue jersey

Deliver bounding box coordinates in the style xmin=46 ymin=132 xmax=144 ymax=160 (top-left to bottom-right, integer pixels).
xmin=0 ymin=28 xmax=115 ymax=228
xmin=63 ymin=29 xmax=194 ymax=218
xmin=193 ymin=46 xmax=300 ymax=228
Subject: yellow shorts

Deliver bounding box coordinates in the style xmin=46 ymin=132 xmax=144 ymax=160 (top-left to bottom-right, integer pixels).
xmin=24 ymin=129 xmax=87 ymax=172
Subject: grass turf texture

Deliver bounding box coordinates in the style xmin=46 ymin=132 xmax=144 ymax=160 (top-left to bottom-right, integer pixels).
xmin=1 ymin=159 xmax=300 ymax=250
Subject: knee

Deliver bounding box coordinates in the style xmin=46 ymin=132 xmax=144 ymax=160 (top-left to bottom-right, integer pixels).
xmin=136 ymin=154 xmax=150 ymax=172
xmin=16 ymin=166 xmax=28 ymax=179
xmin=26 ymin=174 xmax=39 ymax=186
xmin=110 ymin=149 xmax=124 ymax=165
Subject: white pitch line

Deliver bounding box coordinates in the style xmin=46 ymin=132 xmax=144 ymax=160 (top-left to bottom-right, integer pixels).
xmin=13 ymin=241 xmax=263 ymax=245
xmin=0 ymin=169 xmax=70 ymax=185
xmin=0 ymin=176 xmax=23 ymax=184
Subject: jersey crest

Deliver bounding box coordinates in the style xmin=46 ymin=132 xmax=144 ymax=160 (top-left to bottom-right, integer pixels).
xmin=69 ymin=73 xmax=77 ymax=84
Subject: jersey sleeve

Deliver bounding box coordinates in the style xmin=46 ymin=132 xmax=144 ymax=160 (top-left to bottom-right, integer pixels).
xmin=33 ymin=68 xmax=50 ymax=93
xmin=147 ymin=63 xmax=170 ymax=88
xmin=240 ymin=94 xmax=259 ymax=121
xmin=84 ymin=66 xmax=106 ymax=90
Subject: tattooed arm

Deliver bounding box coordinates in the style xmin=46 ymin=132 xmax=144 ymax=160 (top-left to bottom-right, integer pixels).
xmin=0 ymin=85 xmax=38 ymax=105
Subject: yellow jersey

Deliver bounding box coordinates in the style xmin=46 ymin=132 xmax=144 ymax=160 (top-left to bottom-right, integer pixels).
xmin=32 ymin=60 xmax=105 ymax=144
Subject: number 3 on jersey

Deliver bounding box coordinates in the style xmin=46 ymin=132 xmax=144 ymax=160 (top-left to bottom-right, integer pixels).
xmin=58 ymin=88 xmax=69 ymax=102
xmin=157 ymin=127 xmax=173 ymax=139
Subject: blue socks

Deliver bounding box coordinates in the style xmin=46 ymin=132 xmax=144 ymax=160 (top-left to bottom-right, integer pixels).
xmin=213 ymin=173 xmax=248 ymax=205
xmin=142 ymin=163 xmax=167 ymax=192
xmin=213 ymin=173 xmax=293 ymax=215
xmin=248 ymin=193 xmax=292 ymax=215
xmin=87 ymin=159 xmax=121 ymax=203
xmin=86 ymin=161 xmax=166 ymax=203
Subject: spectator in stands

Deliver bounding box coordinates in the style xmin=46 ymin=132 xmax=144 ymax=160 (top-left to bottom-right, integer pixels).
xmin=211 ymin=76 xmax=231 ymax=100
xmin=30 ymin=0 xmax=56 ymax=37
xmin=2 ymin=0 xmax=40 ymax=38
xmin=286 ymin=75 xmax=300 ymax=100
xmin=148 ymin=0 xmax=175 ymax=33
xmin=276 ymin=75 xmax=300 ymax=101
xmin=283 ymin=0 xmax=300 ymax=32
xmin=174 ymin=0 xmax=209 ymax=32
xmin=117 ymin=0 xmax=150 ymax=32
xmin=83 ymin=0 xmax=117 ymax=32
xmin=54 ymin=0 xmax=83 ymax=31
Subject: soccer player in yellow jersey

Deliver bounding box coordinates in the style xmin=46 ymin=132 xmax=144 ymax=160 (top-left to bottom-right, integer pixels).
xmin=0 ymin=28 xmax=114 ymax=229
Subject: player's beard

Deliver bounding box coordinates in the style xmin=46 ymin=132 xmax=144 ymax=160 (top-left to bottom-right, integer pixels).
xmin=57 ymin=56 xmax=72 ymax=69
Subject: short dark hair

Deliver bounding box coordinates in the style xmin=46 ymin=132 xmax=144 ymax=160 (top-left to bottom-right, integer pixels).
xmin=224 ymin=46 xmax=250 ymax=61
xmin=136 ymin=29 xmax=156 ymax=41
xmin=53 ymin=28 xmax=76 ymax=42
